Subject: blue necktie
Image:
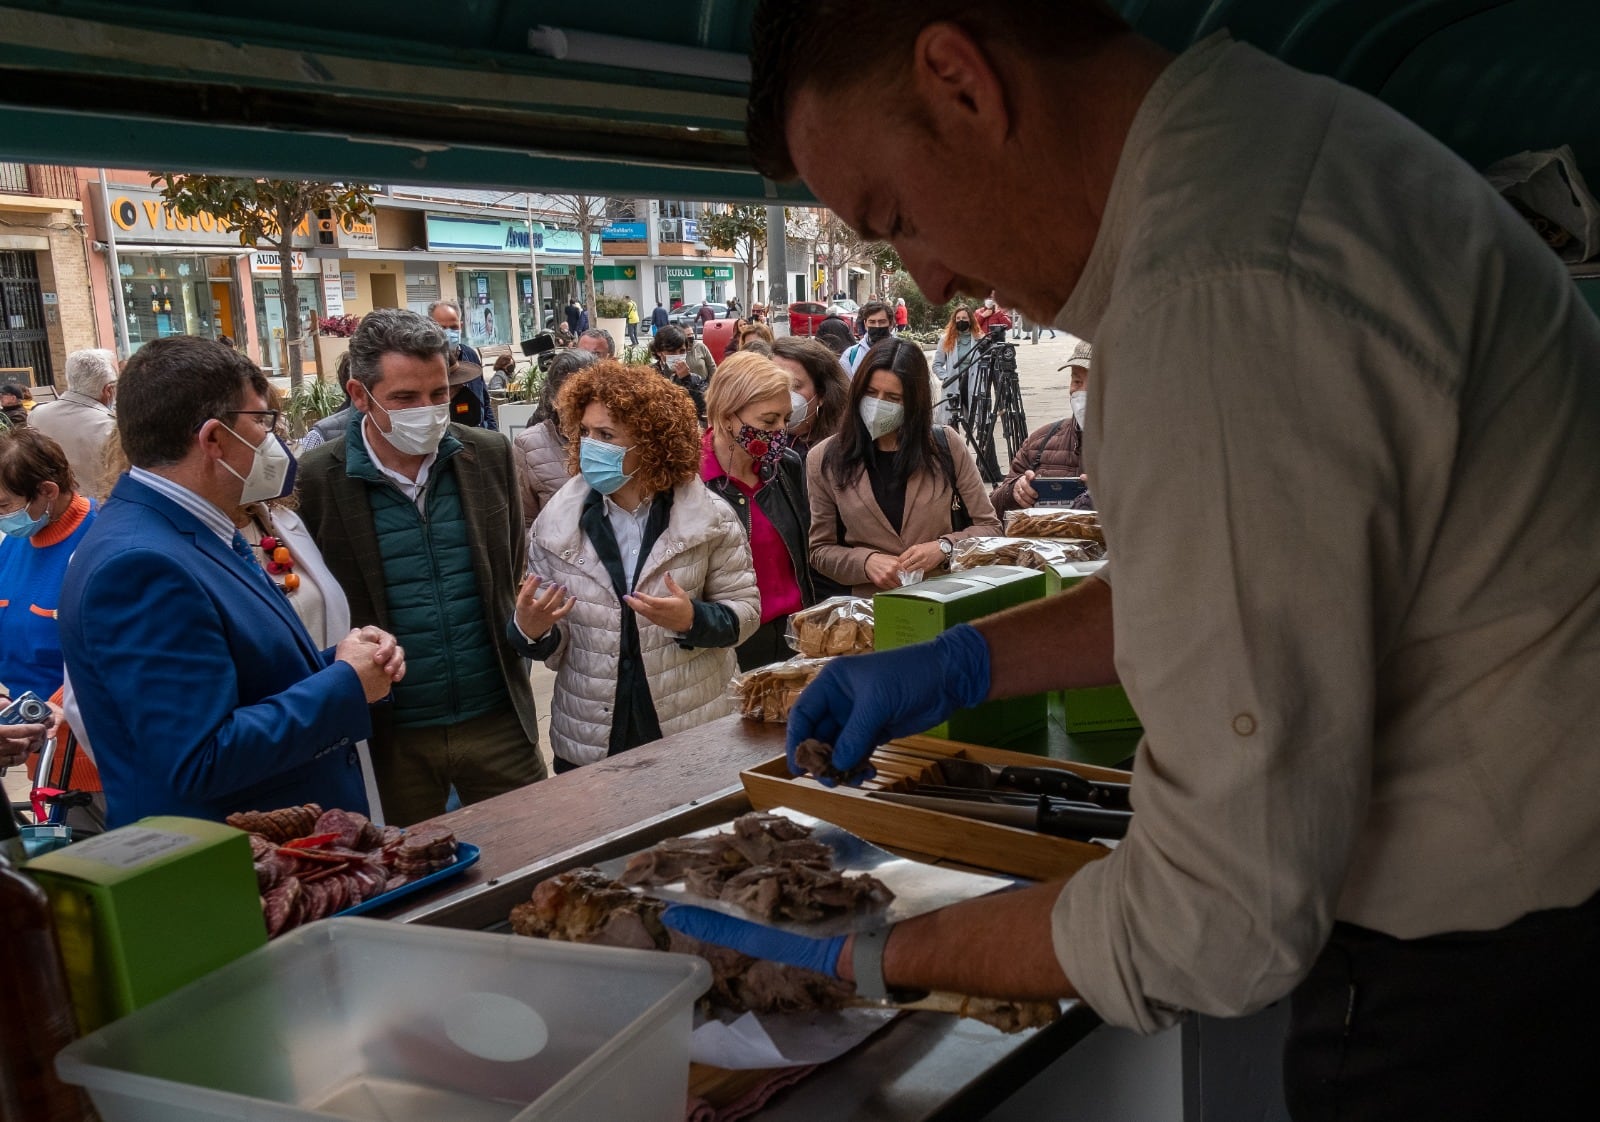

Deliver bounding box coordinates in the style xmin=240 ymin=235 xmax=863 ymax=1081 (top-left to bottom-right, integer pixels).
xmin=230 ymin=530 xmax=284 ymax=595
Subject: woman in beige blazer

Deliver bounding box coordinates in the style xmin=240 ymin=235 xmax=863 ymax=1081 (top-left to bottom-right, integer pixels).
xmin=807 ymin=338 xmax=1000 ymax=595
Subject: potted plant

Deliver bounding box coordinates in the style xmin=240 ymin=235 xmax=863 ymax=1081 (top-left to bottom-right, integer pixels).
xmin=594 ymin=292 xmax=630 ymax=350
xmin=314 ymin=314 xmax=361 ymax=382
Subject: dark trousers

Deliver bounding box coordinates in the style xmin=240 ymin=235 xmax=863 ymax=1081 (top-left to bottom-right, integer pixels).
xmin=1284 ymin=885 xmax=1600 ymax=1121
xmin=736 ymin=616 xmax=793 ymax=672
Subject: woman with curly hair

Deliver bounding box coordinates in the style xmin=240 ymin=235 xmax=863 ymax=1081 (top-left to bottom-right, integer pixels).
xmin=510 ymin=360 xmax=760 ymax=770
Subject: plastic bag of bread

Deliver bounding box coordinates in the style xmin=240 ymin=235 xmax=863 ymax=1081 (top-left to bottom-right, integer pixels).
xmin=730 ymin=658 xmax=832 ymax=723
xmin=786 ymin=596 xmax=875 ymax=657
xmin=951 ymin=536 xmax=1105 ymax=569
xmin=1003 ymin=507 xmax=1105 ymax=544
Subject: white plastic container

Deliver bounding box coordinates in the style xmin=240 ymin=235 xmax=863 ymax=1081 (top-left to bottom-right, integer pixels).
xmin=56 ymin=917 xmax=711 ymax=1122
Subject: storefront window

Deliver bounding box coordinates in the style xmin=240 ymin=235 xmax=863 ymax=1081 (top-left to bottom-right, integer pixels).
xmin=513 ymin=270 xmax=549 ymax=341
xmin=456 ymin=269 xmax=511 ymax=348
xmin=253 ymin=275 xmax=325 ymax=377
xmin=116 ymin=253 xmax=233 ymax=353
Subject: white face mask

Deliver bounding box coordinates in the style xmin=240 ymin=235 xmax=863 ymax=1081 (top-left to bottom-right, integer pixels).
xmin=665 ymin=353 xmax=688 ymax=374
xmin=220 ymin=423 xmax=294 ymax=505
xmin=370 ymin=397 xmax=450 ymax=457
xmin=1070 ymin=390 xmax=1088 ymax=429
xmin=788 ymin=389 xmax=811 ymax=428
xmin=859 ymin=396 xmax=904 ymax=440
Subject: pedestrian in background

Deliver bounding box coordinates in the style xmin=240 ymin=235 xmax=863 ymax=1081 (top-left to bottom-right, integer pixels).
xmin=990 ymin=341 xmax=1094 ymax=515
xmin=1 ymin=384 xmax=28 ymax=428
xmin=429 ymin=299 xmax=497 ymax=431
xmin=625 ymin=296 xmax=641 ymax=347
xmin=771 ymin=336 xmax=851 ymax=457
xmin=651 ymin=299 xmax=670 ymax=334
xmin=513 ymin=347 xmax=596 ymax=530
xmin=651 ymin=325 xmax=711 ymax=423
xmin=931 ymin=303 xmax=983 ymax=428
xmin=28 ymin=348 xmax=118 ymax=497
xmin=894 ymin=297 xmax=909 ymax=329
xmin=0 ymin=427 xmax=98 ymax=705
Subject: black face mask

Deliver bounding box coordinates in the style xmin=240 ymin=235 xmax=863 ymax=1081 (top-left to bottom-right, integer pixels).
xmin=866 ymin=325 xmax=892 ymax=344
xmin=955 ymin=320 xmax=971 ymax=333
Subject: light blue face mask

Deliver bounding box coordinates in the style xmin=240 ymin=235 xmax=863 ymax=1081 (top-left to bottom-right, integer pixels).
xmin=443 ymin=327 xmax=462 ymax=347
xmin=579 ymin=437 xmax=634 ymax=496
xmin=0 ymin=497 xmax=47 ymax=540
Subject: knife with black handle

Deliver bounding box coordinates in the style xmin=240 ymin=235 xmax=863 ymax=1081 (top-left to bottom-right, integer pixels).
xmin=934 ymin=758 xmax=1132 ymax=810
xmin=868 ymin=791 xmax=1132 ymax=839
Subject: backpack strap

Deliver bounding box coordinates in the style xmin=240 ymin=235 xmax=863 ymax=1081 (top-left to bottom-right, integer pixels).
xmin=1031 ymin=419 xmax=1068 ymax=474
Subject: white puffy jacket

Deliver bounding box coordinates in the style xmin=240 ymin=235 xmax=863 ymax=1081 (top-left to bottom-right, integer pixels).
xmin=513 ymin=417 xmax=572 ymax=531
xmin=527 ymin=476 xmax=761 ymax=765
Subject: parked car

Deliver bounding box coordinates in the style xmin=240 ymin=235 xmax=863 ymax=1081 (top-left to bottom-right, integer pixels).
xmin=787 ymin=301 xmax=831 ymax=336
xmin=669 ymin=302 xmax=728 ymax=332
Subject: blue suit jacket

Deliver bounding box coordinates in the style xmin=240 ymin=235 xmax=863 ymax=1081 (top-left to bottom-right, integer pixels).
xmin=58 ymin=475 xmax=373 ymax=828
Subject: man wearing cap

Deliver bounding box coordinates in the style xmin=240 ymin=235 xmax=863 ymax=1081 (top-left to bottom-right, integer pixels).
xmin=428 ymin=299 xmax=497 ymax=431
xmin=296 ymin=309 xmax=545 ymax=827
xmin=0 ymin=384 xmax=28 ymax=428
xmin=989 ymin=341 xmax=1094 ymax=515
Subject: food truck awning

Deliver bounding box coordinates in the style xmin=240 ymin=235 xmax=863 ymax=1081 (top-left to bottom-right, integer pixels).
xmin=0 ymin=0 xmax=1594 ymax=198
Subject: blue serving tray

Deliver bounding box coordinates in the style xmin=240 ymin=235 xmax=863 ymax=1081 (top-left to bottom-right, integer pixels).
xmin=335 ymin=842 xmax=481 ymax=917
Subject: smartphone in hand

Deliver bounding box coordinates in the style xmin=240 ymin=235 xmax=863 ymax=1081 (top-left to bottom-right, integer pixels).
xmin=1031 ymin=477 xmax=1087 ymax=506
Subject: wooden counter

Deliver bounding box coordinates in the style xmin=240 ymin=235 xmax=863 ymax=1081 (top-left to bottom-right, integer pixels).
xmin=369 ymin=715 xmax=787 ymax=920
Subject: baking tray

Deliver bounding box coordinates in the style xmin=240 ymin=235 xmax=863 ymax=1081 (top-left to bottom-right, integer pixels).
xmin=336 ymin=842 xmax=481 ymax=918
xmin=593 ymin=810 xmax=1012 ymax=937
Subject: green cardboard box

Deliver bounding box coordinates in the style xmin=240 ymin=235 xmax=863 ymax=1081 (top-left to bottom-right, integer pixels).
xmin=26 ymin=816 xmax=266 ymax=1032
xmin=1044 ymin=559 xmax=1142 ymax=732
xmin=875 ymin=567 xmax=1049 ymax=741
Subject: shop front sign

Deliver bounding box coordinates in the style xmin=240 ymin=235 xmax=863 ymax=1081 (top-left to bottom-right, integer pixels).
xmin=250 ymin=250 xmax=313 ymax=274
xmin=658 ymin=264 xmax=735 ymax=281
xmin=425 ymin=213 xmax=601 ymax=257
xmin=101 ymin=183 xmax=311 ymax=247
xmin=601 ymin=221 xmax=647 ymax=241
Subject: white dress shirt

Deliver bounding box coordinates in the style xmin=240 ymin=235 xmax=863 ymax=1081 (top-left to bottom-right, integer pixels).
xmin=129 ymin=467 xmax=234 ymax=542
xmin=359 ymin=417 xmax=435 ymax=511
xmin=604 ymin=493 xmax=655 ymax=591
xmin=1046 ymin=33 xmax=1600 ymax=1033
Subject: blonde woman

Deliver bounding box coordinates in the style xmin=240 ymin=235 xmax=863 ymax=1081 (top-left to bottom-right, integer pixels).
xmin=512 ymin=361 xmax=759 ymax=770
xmin=701 ymin=352 xmax=818 ymax=669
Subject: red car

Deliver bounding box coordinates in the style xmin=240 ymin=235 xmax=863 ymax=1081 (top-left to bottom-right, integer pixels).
xmin=787 ymin=301 xmax=831 ymax=336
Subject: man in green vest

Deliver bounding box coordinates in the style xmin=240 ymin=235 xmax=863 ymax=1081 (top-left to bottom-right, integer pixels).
xmin=298 ymin=308 xmax=546 ymax=826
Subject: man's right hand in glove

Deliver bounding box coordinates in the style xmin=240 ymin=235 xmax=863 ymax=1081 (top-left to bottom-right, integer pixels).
xmin=785 ymin=623 xmax=992 ymax=784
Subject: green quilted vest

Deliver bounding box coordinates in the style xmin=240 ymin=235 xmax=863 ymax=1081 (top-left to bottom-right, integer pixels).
xmin=356 ymin=434 xmax=509 ymax=727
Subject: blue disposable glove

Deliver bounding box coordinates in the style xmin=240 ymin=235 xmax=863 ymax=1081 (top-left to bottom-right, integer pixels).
xmin=786 ymin=623 xmax=992 ymax=784
xmin=660 ymin=904 xmax=845 ymax=977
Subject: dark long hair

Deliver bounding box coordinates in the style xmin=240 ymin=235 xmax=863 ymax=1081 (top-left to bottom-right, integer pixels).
xmin=826 ymin=338 xmax=952 ymax=491
xmin=772 ymin=336 xmax=851 ymax=444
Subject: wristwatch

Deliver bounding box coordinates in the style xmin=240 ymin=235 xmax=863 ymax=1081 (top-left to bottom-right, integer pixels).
xmin=938 ymin=538 xmax=954 ymax=562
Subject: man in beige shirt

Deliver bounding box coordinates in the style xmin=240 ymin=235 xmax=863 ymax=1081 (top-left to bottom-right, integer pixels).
xmin=28 ymin=348 xmax=118 ymax=495
xmin=663 ymin=4 xmax=1600 ymax=1117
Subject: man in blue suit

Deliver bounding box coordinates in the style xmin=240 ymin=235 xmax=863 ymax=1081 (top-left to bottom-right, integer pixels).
xmin=59 ymin=337 xmax=406 ymax=828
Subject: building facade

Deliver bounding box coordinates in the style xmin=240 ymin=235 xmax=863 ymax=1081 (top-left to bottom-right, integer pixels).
xmin=0 ymin=163 xmax=99 ymax=388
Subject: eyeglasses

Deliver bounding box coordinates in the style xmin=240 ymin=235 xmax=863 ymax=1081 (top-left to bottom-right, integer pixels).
xmin=222 ymin=409 xmax=281 ymax=432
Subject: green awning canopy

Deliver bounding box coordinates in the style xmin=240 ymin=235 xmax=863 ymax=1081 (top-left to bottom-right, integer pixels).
xmin=0 ymin=0 xmax=1594 ymax=197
